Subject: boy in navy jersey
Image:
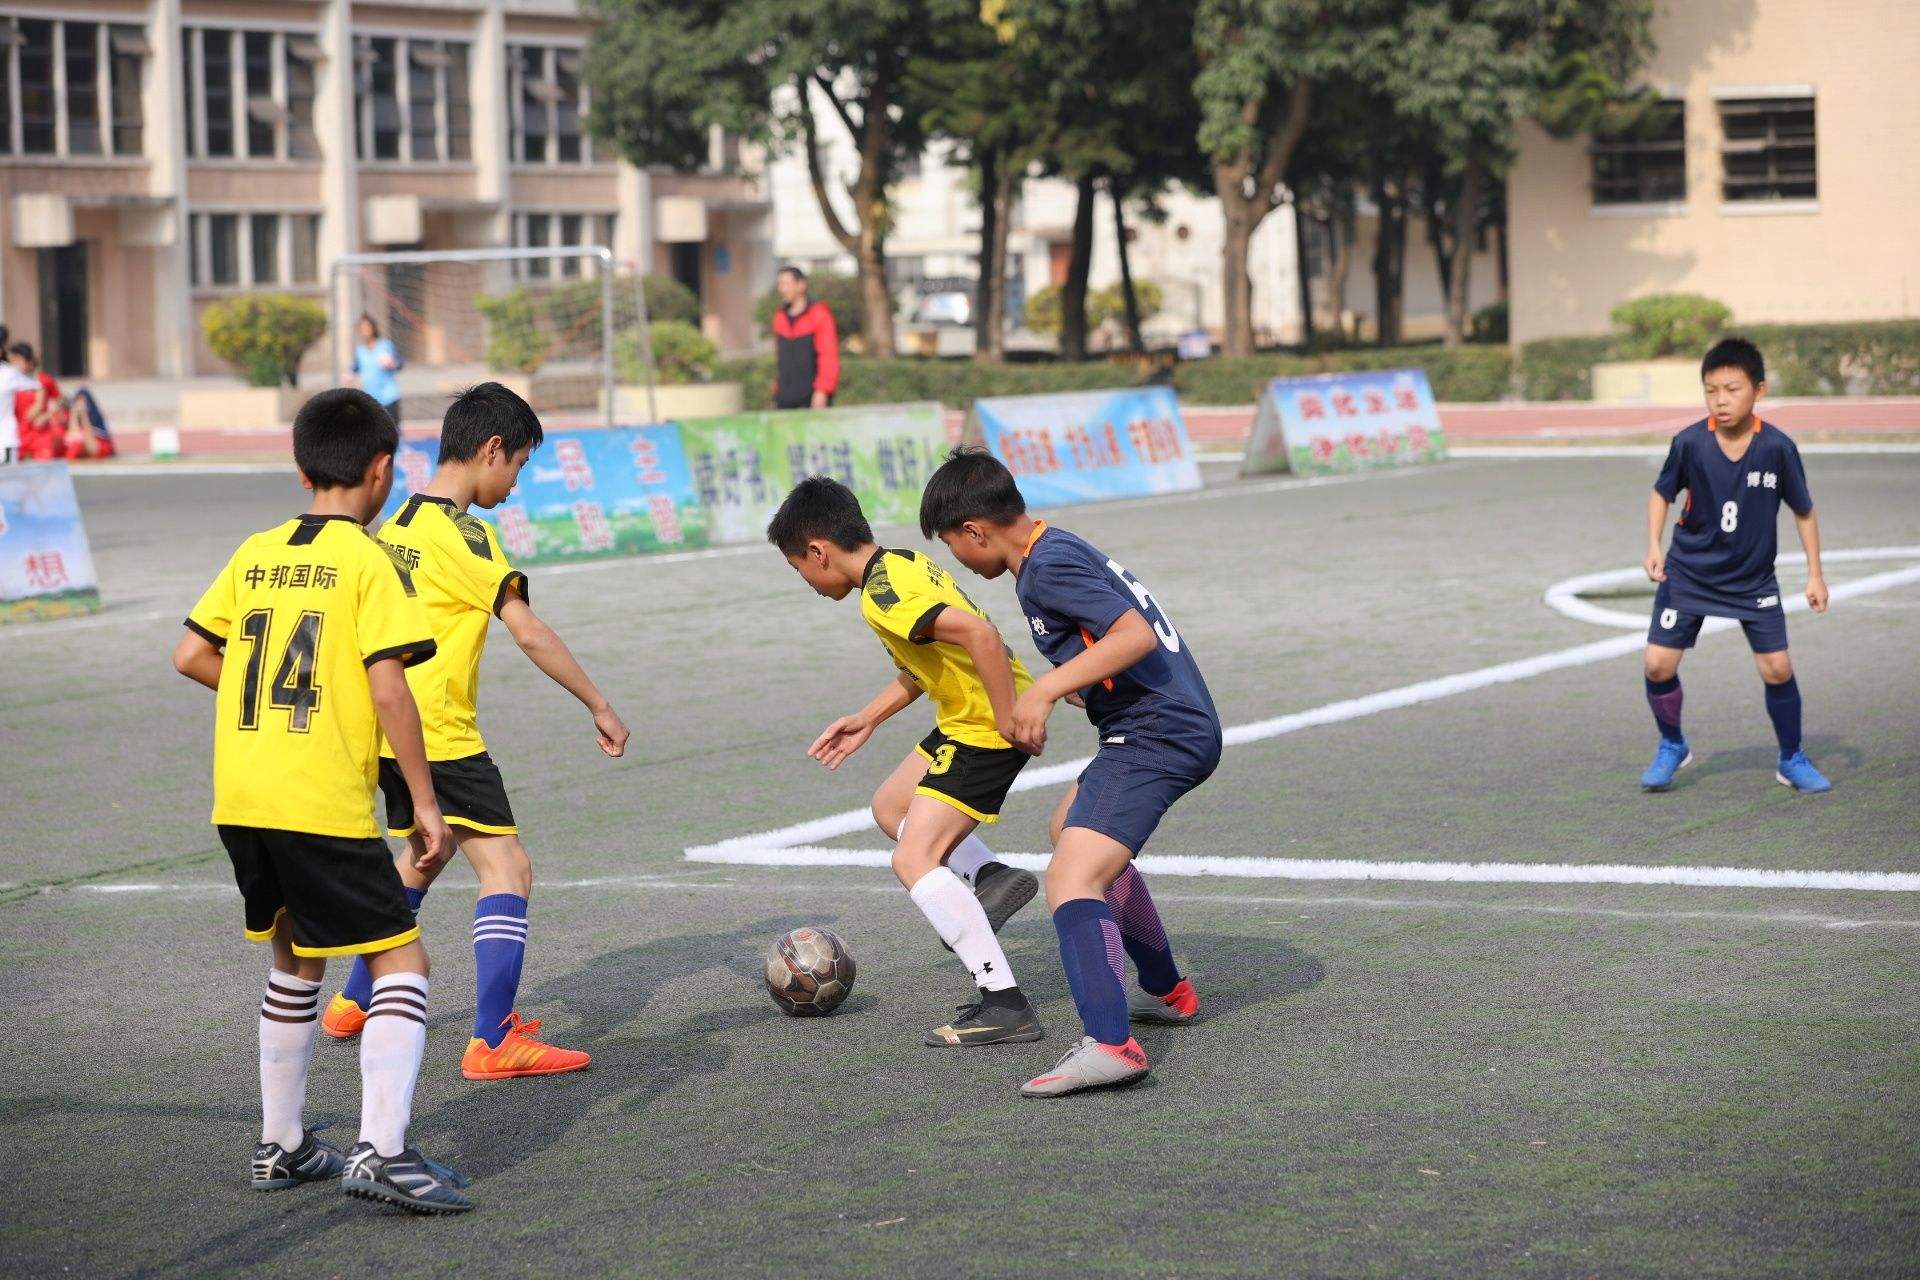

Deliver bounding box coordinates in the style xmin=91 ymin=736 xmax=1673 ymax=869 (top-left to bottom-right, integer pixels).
xmin=1641 ymin=337 xmax=1830 ymax=793
xmin=921 ymin=449 xmax=1222 ymax=1097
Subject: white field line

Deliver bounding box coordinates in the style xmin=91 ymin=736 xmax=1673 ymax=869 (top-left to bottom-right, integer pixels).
xmin=1543 ymin=546 xmax=1920 ymax=631
xmin=686 ymin=557 xmax=1920 ymax=890
xmin=59 ymin=873 xmax=1920 ymax=929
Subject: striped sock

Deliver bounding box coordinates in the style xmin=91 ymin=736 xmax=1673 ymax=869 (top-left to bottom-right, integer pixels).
xmin=342 ymin=885 xmax=427 ymax=1011
xmin=259 ymin=970 xmax=321 ymax=1150
xmin=1052 ymin=898 xmax=1130 ymax=1046
xmin=359 ymin=973 xmax=428 ymax=1157
xmin=1106 ymin=865 xmax=1182 ymax=996
xmin=473 ymin=893 xmax=529 ymax=1048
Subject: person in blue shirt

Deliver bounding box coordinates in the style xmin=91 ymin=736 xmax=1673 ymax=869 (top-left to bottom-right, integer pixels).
xmin=1641 ymin=337 xmax=1830 ymax=793
xmin=351 ymin=314 xmax=404 ymax=425
xmin=920 ymin=448 xmax=1222 ymax=1098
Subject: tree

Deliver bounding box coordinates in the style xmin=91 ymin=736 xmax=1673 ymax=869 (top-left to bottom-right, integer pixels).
xmin=583 ymin=0 xmax=980 ymax=357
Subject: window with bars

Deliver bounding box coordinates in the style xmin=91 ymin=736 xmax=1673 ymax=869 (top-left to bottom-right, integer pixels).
xmin=1719 ymin=96 xmax=1815 ymax=202
xmin=0 ymin=17 xmax=148 ymax=158
xmin=508 ymin=44 xmax=593 ymax=166
xmin=355 ymin=36 xmax=472 ymax=163
xmin=1590 ymin=101 xmax=1686 ymax=205
xmin=190 ymin=211 xmax=324 ymax=289
xmin=183 ymin=27 xmax=318 ymax=163
xmin=510 ymin=211 xmax=616 ymax=278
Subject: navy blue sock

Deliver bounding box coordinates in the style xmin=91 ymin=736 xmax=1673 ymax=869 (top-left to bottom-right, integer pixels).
xmin=1645 ymin=675 xmax=1684 ymax=743
xmin=343 ymin=884 xmax=426 ymax=1010
xmin=1765 ymin=676 xmax=1802 ymax=756
xmin=473 ymin=893 xmax=529 ymax=1047
xmin=1052 ymin=899 xmax=1130 ymax=1046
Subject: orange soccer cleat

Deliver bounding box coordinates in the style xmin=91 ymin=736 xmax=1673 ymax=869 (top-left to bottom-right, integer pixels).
xmin=321 ymin=993 xmax=369 ymax=1041
xmin=460 ymin=1012 xmax=591 ymax=1080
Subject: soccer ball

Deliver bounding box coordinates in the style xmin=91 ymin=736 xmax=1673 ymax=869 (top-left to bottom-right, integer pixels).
xmin=765 ymin=927 xmax=855 ymax=1017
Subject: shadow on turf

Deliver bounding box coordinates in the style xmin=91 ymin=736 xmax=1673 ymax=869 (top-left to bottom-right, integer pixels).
xmin=153 ymin=915 xmax=819 ymax=1276
xmin=1656 ymin=733 xmax=1856 ymax=790
xmin=1128 ymin=935 xmax=1324 ymax=1070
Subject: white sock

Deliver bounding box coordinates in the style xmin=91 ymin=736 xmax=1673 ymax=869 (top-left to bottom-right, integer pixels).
xmin=259 ymin=970 xmax=321 ymax=1150
xmin=945 ymin=833 xmax=1000 ymax=885
xmin=908 ymin=866 xmax=1017 ymax=991
xmin=358 ymin=972 xmax=428 ymax=1157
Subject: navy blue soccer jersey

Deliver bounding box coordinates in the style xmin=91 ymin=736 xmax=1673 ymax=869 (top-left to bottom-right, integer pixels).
xmin=1015 ymin=521 xmax=1222 ymax=772
xmin=1653 ymin=419 xmax=1812 ymax=619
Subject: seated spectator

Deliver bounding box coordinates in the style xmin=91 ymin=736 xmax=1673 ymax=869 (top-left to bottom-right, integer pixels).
xmin=10 ymin=343 xmax=114 ymax=461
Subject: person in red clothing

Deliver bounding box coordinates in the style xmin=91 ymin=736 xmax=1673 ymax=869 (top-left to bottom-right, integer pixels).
xmin=770 ymin=266 xmax=840 ymax=410
xmin=10 ymin=343 xmax=114 ymax=460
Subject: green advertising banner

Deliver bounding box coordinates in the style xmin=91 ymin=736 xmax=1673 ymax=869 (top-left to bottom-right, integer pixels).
xmin=676 ymin=403 xmax=949 ymax=544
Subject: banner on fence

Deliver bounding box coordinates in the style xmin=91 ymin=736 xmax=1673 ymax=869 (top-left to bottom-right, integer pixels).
xmin=382 ymin=423 xmax=706 ymax=564
xmin=963 ymin=386 xmax=1202 ymax=507
xmin=675 ymin=403 xmax=948 ymax=544
xmin=0 ymin=461 xmax=101 ymax=622
xmin=1241 ymin=369 xmax=1447 ymax=477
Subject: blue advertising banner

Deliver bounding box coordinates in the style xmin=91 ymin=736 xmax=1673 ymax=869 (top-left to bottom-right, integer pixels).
xmin=1241 ymin=369 xmax=1447 ymax=477
xmin=381 ymin=424 xmax=706 ymax=564
xmin=0 ymin=461 xmax=102 ymax=622
xmin=965 ymin=386 xmax=1203 ymax=507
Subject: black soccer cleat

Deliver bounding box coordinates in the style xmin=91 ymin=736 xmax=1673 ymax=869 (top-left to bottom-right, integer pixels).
xmin=924 ymin=990 xmax=1045 ymax=1047
xmin=341 ymin=1142 xmax=474 ymax=1215
xmin=941 ymin=863 xmax=1039 ymax=953
xmin=251 ymin=1126 xmax=348 ymax=1191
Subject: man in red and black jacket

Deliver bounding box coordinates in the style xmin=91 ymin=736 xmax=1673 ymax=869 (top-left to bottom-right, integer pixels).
xmin=771 ymin=266 xmax=840 ymax=410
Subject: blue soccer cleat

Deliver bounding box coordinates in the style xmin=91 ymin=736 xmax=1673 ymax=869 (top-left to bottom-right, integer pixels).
xmin=1775 ymin=751 xmax=1832 ymax=793
xmin=1640 ymin=738 xmax=1693 ymax=791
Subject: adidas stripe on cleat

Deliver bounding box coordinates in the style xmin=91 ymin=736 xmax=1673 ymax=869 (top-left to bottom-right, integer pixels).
xmin=1021 ymin=1035 xmax=1150 ymax=1097
xmin=251 ymin=1126 xmax=347 ymax=1190
xmin=1128 ymin=977 xmax=1200 ymax=1024
xmin=341 ymin=1143 xmax=473 ymax=1215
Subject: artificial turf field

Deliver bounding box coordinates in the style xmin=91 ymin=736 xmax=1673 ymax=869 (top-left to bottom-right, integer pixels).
xmin=2 ymin=452 xmax=1916 ymax=1278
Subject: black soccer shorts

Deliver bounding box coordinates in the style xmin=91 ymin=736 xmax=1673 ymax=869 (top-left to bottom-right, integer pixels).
xmin=378 ymin=752 xmax=518 ymax=837
xmin=219 ymin=825 xmax=420 ymax=957
xmin=913 ymin=729 xmax=1031 ymax=824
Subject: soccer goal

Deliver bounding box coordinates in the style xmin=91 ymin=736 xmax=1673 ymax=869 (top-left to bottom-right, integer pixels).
xmin=328 ymin=245 xmax=661 ymax=430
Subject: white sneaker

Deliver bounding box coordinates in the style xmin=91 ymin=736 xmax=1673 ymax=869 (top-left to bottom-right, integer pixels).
xmin=1020 ymin=1035 xmax=1149 ymax=1097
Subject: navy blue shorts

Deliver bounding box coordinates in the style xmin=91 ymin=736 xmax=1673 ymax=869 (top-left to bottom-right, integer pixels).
xmin=1647 ymin=580 xmax=1789 ymax=654
xmin=1064 ymin=749 xmax=1213 ymax=856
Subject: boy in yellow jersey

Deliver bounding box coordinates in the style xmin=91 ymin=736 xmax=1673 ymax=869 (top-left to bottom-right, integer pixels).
xmin=767 ymin=476 xmax=1044 ymax=1046
xmin=172 ymin=388 xmax=472 ymax=1214
xmin=322 ymin=382 xmax=630 ymax=1080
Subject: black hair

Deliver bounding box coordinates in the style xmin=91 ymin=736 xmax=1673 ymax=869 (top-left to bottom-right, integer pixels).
xmin=1701 ymin=336 xmax=1765 ymax=385
xmin=778 ymin=264 xmax=808 ymax=283
xmin=766 ymin=475 xmax=873 ymax=557
xmin=918 ymin=446 xmax=1026 ymax=538
xmin=292 ymin=387 xmax=400 ymax=488
xmin=357 ymin=312 xmax=381 ymax=340
xmin=8 ymin=342 xmax=34 ymax=365
xmin=0 ymin=325 xmax=10 ymax=349
xmin=439 ymin=381 xmax=545 ymax=462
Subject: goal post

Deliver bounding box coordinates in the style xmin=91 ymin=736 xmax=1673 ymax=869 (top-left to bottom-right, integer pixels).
xmin=329 ymin=245 xmax=660 ymax=430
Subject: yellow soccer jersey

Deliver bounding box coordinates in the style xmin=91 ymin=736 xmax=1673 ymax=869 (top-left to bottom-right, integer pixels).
xmin=375 ymin=494 xmax=527 ymax=761
xmin=187 ymin=514 xmax=436 ymax=839
xmin=860 ymin=547 xmax=1032 ymax=749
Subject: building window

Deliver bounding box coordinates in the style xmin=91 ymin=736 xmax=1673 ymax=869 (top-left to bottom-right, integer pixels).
xmin=1590 ymin=100 xmax=1685 ymax=205
xmin=509 ymin=44 xmax=592 ymax=166
xmin=191 ymin=211 xmax=323 ymax=289
xmin=185 ymin=27 xmax=331 ymax=163
xmin=355 ymin=36 xmax=471 ymax=163
xmin=1719 ymin=96 xmax=1815 ymax=202
xmin=511 ymin=211 xmax=615 ymax=278
xmin=0 ymin=17 xmax=146 ymax=158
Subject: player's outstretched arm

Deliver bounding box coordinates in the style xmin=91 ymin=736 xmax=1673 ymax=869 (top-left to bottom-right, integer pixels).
xmin=811 ymin=672 xmax=919 ymax=770
xmin=172 ymin=629 xmax=223 ymax=691
xmin=1009 ymin=610 xmax=1158 ymax=754
xmin=498 ymin=595 xmax=630 ymax=757
xmin=368 ymin=657 xmax=455 ymax=871
xmin=927 ymin=607 xmax=1025 ymax=751
xmin=1645 ymin=491 xmax=1671 ymax=582
xmin=1796 ymin=508 xmax=1828 ymax=613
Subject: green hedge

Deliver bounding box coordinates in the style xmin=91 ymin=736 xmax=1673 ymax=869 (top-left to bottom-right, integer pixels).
xmin=1512 ymin=320 xmax=1920 ymax=400
xmin=1174 ymin=346 xmax=1515 ymax=405
xmin=714 ymin=354 xmax=1143 ymax=411
xmin=1514 ymin=336 xmax=1612 ymax=401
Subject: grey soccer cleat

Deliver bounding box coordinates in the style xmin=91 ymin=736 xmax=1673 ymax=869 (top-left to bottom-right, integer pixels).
xmin=251 ymin=1126 xmax=347 ymax=1190
xmin=1128 ymin=978 xmax=1199 ymax=1025
xmin=341 ymin=1142 xmax=474 ymax=1215
xmin=1021 ymin=1035 xmax=1150 ymax=1098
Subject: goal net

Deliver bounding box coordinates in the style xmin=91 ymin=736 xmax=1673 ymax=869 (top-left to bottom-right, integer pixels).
xmin=329 ymin=246 xmax=660 ymax=431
